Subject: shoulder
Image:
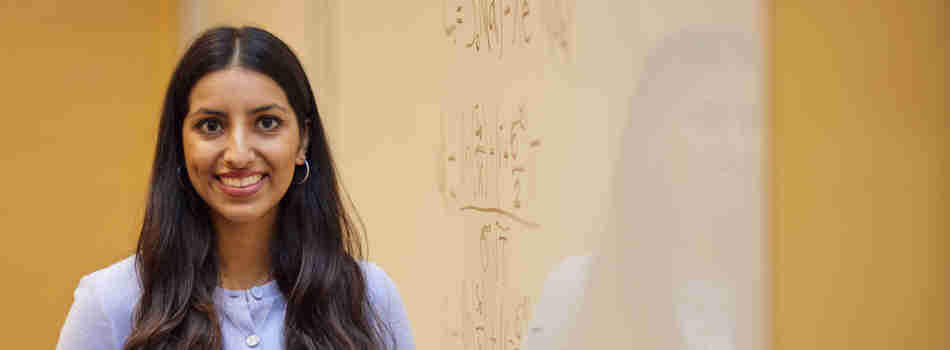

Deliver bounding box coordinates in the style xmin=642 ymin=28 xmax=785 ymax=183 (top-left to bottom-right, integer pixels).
xmin=357 ymin=261 xmax=399 ymax=306
xmin=358 ymin=261 xmax=390 ymax=285
xmin=356 ymin=260 xmax=408 ymax=320
xmin=58 ymin=256 xmax=141 ymax=349
xmin=356 ymin=261 xmax=415 ymax=349
xmin=76 ymin=255 xmax=141 ymax=322
xmin=80 ymin=255 xmax=141 ymax=295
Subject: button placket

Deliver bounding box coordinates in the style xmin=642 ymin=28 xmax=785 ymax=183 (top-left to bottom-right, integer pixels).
xmin=244 ymin=290 xmax=262 ymax=348
xmin=220 ymin=291 xmax=262 ymax=348
xmin=216 ymin=281 xmax=279 ymax=349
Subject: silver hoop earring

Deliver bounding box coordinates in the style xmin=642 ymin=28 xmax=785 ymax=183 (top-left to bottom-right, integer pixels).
xmin=295 ymin=160 xmax=310 ymax=185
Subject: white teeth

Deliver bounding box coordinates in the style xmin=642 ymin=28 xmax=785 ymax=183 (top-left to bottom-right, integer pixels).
xmin=220 ymin=174 xmax=263 ymax=188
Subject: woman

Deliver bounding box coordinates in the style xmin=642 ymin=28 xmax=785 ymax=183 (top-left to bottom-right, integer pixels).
xmin=56 ymin=26 xmax=414 ymax=350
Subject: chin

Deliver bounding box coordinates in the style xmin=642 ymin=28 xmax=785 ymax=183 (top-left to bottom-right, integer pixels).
xmin=211 ymin=204 xmax=278 ymax=225
xmin=219 ymin=213 xmax=262 ymax=224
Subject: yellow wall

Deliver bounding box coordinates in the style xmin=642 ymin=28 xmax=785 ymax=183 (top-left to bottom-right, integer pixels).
xmin=4 ymin=1 xmax=946 ymax=348
xmin=773 ymin=1 xmax=948 ymax=349
xmin=0 ymin=1 xmax=178 ymax=347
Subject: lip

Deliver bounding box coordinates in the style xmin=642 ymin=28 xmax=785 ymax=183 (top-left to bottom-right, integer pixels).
xmin=216 ymin=172 xmax=267 ymax=197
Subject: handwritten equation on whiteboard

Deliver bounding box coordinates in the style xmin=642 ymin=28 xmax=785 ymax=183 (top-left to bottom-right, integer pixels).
xmin=438 ymin=101 xmax=542 ymax=350
xmin=437 ymin=2 xmax=571 ymax=346
xmin=442 ymin=0 xmax=533 ymax=56
xmin=441 ymin=0 xmax=573 ymax=58
xmin=443 ymin=220 xmax=533 ymax=350
xmin=438 ymin=102 xmax=541 ymax=227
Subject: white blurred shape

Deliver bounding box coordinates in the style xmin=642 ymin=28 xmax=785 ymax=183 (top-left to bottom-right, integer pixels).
xmin=520 ymin=255 xmax=593 ymax=350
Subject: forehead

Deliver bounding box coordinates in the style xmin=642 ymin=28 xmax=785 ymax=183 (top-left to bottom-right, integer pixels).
xmin=188 ymin=67 xmax=291 ymax=111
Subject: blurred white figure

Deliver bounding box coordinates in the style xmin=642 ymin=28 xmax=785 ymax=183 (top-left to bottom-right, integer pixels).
xmin=676 ymin=279 xmax=738 ymax=350
xmin=523 ymin=27 xmax=764 ymax=350
xmin=519 ymin=255 xmax=593 ymax=350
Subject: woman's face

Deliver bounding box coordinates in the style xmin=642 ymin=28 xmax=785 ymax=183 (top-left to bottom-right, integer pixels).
xmin=182 ymin=67 xmax=308 ymax=225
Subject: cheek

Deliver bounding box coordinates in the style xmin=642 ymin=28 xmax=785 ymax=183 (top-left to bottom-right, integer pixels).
xmin=181 ymin=137 xmax=215 ymax=182
xmin=260 ymin=142 xmax=301 ymax=178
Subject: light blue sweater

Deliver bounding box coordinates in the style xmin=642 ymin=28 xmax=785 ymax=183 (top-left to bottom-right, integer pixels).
xmin=56 ymin=256 xmax=415 ymax=350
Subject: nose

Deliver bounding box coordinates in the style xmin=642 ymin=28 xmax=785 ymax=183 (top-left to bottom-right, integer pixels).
xmin=222 ymin=124 xmax=255 ymax=168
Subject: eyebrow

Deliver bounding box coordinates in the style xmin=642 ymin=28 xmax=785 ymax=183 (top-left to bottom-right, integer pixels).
xmin=190 ymin=104 xmax=289 ymax=118
xmin=249 ymin=104 xmax=288 ymax=114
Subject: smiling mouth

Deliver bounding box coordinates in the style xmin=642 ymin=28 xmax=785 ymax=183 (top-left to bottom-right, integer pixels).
xmin=218 ymin=174 xmax=264 ymax=188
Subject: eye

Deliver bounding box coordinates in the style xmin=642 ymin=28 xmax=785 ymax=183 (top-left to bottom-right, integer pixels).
xmin=257 ymin=116 xmax=282 ymax=131
xmin=197 ymin=118 xmax=224 ymax=134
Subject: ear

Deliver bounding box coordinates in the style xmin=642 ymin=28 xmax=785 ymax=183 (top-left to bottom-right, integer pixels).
xmin=295 ymin=121 xmax=311 ymax=165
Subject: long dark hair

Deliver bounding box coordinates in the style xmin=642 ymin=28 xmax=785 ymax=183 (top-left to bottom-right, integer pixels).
xmin=126 ymin=26 xmax=390 ymax=350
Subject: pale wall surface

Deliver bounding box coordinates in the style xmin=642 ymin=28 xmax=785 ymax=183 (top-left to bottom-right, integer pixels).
xmin=331 ymin=1 xmax=766 ymax=349
xmin=0 ymin=1 xmax=179 ymax=348
xmin=564 ymin=2 xmax=768 ymax=349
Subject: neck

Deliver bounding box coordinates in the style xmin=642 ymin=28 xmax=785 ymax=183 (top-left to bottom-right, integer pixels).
xmin=212 ymin=209 xmax=276 ymax=290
